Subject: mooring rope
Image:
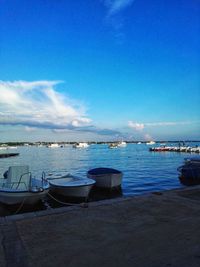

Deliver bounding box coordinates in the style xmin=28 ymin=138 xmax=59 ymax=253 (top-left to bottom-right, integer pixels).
xmin=12 ymin=192 xmax=88 ymax=215
xmin=14 ymin=198 xmax=27 ymax=214
xmin=47 ymin=192 xmax=89 ymax=208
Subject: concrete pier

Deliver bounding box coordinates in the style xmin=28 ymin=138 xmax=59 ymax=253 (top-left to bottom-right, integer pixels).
xmin=0 ymin=186 xmax=200 ymax=267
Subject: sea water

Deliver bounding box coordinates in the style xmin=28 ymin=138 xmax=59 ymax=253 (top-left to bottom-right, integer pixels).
xmin=1 ymin=142 xmax=199 ymax=197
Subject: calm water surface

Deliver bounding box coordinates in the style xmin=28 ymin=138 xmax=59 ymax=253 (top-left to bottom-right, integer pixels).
xmin=1 ymin=143 xmax=198 ymax=197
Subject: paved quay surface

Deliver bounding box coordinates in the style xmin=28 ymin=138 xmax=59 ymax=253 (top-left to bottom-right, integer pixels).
xmin=0 ymin=186 xmax=200 ymax=267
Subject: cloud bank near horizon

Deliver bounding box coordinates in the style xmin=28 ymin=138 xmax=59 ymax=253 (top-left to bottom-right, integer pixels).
xmin=0 ymin=80 xmax=91 ymax=129
xmin=128 ymin=120 xmax=200 ymax=140
xmin=0 ymin=80 xmax=125 ymax=138
xmin=128 ymin=120 xmax=199 ymax=130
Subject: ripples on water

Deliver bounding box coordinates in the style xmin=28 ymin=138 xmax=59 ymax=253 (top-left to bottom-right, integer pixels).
xmin=1 ymin=143 xmax=197 ymax=196
xmin=1 ymin=143 xmax=199 ymax=215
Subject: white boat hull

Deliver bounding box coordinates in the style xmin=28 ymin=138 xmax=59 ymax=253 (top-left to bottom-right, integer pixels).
xmin=50 ymin=184 xmax=94 ymax=198
xmin=73 ymin=142 xmax=89 ymax=148
xmin=48 ymin=175 xmax=95 ymax=198
xmin=0 ymin=188 xmax=49 ymax=205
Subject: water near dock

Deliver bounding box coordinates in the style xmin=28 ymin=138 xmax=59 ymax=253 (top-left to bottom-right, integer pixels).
xmin=0 ymin=142 xmax=199 ymax=215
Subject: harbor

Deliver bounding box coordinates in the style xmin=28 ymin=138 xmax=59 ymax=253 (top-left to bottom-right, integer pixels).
xmin=0 ymin=143 xmax=199 ymax=266
xmin=0 ymin=143 xmax=200 ymax=215
xmin=0 ymin=0 xmax=199 ymax=266
xmin=0 ymin=185 xmax=200 ymax=267
xmin=149 ymin=146 xmax=200 ymax=153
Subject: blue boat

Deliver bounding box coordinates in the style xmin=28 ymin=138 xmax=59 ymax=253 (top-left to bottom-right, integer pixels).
xmin=177 ymin=157 xmax=200 ymax=185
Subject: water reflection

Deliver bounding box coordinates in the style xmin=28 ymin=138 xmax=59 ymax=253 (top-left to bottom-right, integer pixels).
xmin=0 ymin=186 xmax=123 ymax=216
xmin=1 ymin=143 xmax=199 ymax=216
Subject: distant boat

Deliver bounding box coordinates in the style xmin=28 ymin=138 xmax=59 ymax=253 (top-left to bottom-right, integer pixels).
xmin=117 ymin=141 xmax=127 ymax=147
xmin=108 ymin=143 xmax=118 ymax=149
xmin=73 ymin=142 xmax=89 ymax=148
xmin=87 ymin=168 xmax=123 ymax=189
xmin=47 ymin=173 xmax=95 ymax=199
xmin=146 ymin=141 xmax=156 ymax=145
xmin=0 ymin=146 xmax=17 ymax=150
xmin=0 ymin=153 xmax=19 ymax=158
xmin=47 ymin=143 xmax=60 ymax=148
xmin=0 ymin=146 xmax=8 ymax=150
xmin=0 ymin=165 xmax=49 ymax=205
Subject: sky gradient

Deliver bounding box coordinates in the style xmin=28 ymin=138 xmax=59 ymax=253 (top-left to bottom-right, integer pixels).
xmin=0 ymin=0 xmax=199 ymax=141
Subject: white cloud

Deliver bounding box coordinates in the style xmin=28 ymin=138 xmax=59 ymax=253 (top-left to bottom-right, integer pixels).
xmin=146 ymin=122 xmax=185 ymax=127
xmin=128 ymin=120 xmax=200 ymax=141
xmin=102 ymin=0 xmax=135 ymax=44
xmin=0 ymin=80 xmax=91 ymax=130
xmin=103 ymin=0 xmax=135 ymax=16
xmin=128 ymin=121 xmax=144 ymax=131
xmin=144 ymin=133 xmax=153 ymax=141
xmin=0 ymin=80 xmax=126 ymax=138
xmin=128 ymin=120 xmax=199 ymax=130
xmin=25 ymin=126 xmax=37 ymax=132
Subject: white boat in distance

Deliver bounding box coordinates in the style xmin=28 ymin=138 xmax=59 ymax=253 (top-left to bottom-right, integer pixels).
xmin=0 ymin=165 xmax=49 ymax=205
xmin=87 ymin=168 xmax=123 ymax=189
xmin=0 ymin=146 xmax=8 ymax=150
xmin=146 ymin=141 xmax=156 ymax=145
xmin=47 ymin=143 xmax=60 ymax=148
xmin=117 ymin=141 xmax=127 ymax=147
xmin=73 ymin=142 xmax=89 ymax=148
xmin=47 ymin=173 xmax=95 ymax=199
xmin=109 ymin=143 xmax=118 ymax=149
xmin=109 ymin=141 xmax=126 ymax=148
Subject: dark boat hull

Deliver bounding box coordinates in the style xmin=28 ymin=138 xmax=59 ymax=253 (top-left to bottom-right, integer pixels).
xmin=178 ymin=164 xmax=200 ymax=186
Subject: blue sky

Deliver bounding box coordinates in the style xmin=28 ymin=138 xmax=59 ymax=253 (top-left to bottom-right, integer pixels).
xmin=0 ymin=0 xmax=199 ymax=141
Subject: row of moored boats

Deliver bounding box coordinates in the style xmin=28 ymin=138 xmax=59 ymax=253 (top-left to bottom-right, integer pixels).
xmin=0 ymin=166 xmax=123 ymax=205
xmin=150 ymin=146 xmax=200 ymax=153
xmin=48 ymin=142 xmax=127 ymax=149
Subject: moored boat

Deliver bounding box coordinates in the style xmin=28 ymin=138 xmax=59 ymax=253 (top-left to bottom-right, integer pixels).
xmin=47 ymin=173 xmax=95 ymax=199
xmin=150 ymin=146 xmax=200 ymax=153
xmin=0 ymin=146 xmax=8 ymax=150
xmin=146 ymin=141 xmax=156 ymax=145
xmin=73 ymin=142 xmax=89 ymax=148
xmin=177 ymin=157 xmax=200 ymax=186
xmin=87 ymin=167 xmax=123 ymax=189
xmin=47 ymin=143 xmax=60 ymax=148
xmin=0 ymin=153 xmax=19 ymax=158
xmin=0 ymin=165 xmax=49 ymax=205
xmin=117 ymin=141 xmax=127 ymax=147
xmin=108 ymin=143 xmax=118 ymax=149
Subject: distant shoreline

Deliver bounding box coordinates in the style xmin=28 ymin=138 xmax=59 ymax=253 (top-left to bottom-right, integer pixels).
xmin=0 ymin=140 xmax=200 ymax=146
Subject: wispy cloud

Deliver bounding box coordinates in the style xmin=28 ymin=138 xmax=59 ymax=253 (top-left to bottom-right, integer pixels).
xmin=128 ymin=120 xmax=199 ymax=130
xmin=102 ymin=0 xmax=135 ymax=43
xmin=128 ymin=120 xmax=200 ymax=141
xmin=145 ymin=121 xmax=196 ymax=127
xmin=0 ymin=80 xmax=125 ymax=138
xmin=0 ymin=80 xmax=91 ymax=130
xmin=103 ymin=0 xmax=135 ymax=16
xmin=128 ymin=121 xmax=144 ymax=131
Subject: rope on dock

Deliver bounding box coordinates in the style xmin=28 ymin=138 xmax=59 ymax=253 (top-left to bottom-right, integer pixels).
xmin=14 ymin=198 xmax=27 ymax=214
xmin=47 ymin=192 xmax=89 ymax=208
